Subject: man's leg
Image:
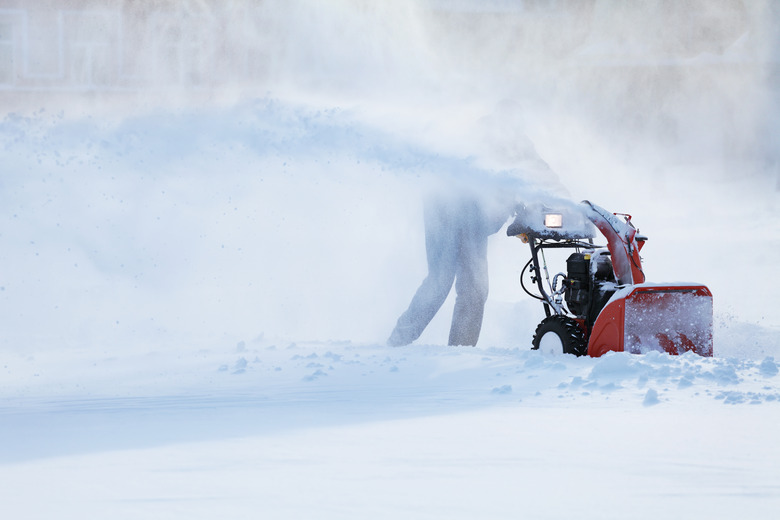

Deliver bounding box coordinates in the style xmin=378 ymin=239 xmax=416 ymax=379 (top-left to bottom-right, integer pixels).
xmin=448 ymin=206 xmax=490 ymax=346
xmin=388 ymin=198 xmax=458 ymax=346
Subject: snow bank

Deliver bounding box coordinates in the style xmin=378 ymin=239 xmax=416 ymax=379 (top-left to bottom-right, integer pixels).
xmin=2 ymin=340 xmax=779 ymax=519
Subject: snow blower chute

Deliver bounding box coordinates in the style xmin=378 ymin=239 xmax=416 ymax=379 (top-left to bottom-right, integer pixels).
xmin=507 ymin=200 xmax=713 ymax=357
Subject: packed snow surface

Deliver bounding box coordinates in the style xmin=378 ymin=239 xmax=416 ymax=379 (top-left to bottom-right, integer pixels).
xmin=2 ymin=1 xmax=780 ymax=518
xmin=2 ymin=341 xmax=780 ymax=519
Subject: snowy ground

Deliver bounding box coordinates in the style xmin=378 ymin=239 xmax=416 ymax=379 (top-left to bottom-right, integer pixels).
xmin=1 ymin=339 xmax=779 ymax=519
xmin=2 ymin=1 xmax=780 ymax=518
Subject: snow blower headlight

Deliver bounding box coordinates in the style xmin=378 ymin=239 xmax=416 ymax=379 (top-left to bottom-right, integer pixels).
xmin=544 ymin=213 xmax=563 ymax=228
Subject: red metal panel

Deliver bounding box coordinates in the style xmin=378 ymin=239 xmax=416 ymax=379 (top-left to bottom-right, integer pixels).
xmin=587 ymin=297 xmax=625 ymax=357
xmin=623 ymin=285 xmax=713 ymax=357
xmin=588 ymin=284 xmax=714 ymax=357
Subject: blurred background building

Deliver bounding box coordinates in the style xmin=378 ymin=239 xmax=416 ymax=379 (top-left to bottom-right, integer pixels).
xmin=0 ymin=0 xmax=777 ymax=176
xmin=1 ymin=1 xmax=775 ymax=90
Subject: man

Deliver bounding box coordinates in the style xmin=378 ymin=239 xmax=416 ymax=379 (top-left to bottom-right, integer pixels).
xmin=387 ymin=185 xmax=513 ymax=347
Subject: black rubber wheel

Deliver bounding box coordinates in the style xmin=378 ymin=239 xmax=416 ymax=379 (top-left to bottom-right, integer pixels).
xmin=531 ymin=315 xmax=588 ymax=356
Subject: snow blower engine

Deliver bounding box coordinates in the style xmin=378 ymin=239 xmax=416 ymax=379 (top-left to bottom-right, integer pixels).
xmin=507 ymin=200 xmax=713 ymax=357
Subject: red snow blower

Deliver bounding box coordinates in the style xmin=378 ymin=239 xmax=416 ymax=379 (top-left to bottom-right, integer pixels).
xmin=507 ymin=200 xmax=713 ymax=357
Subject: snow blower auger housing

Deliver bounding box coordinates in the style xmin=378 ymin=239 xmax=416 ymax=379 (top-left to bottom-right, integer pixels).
xmin=507 ymin=200 xmax=713 ymax=357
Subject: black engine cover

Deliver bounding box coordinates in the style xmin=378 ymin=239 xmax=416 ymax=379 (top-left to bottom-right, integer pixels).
xmin=565 ymin=253 xmax=590 ymax=317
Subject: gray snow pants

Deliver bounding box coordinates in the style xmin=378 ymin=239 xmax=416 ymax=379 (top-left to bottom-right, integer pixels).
xmin=388 ymin=195 xmax=490 ymax=347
